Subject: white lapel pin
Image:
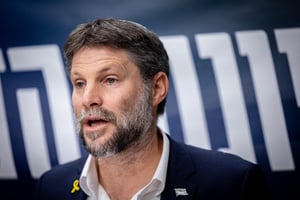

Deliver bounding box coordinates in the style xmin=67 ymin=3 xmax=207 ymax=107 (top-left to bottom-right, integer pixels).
xmin=174 ymin=188 xmax=189 ymax=197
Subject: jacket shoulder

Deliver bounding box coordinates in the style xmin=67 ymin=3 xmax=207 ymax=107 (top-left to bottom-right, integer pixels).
xmin=167 ymin=138 xmax=271 ymax=199
xmin=35 ymin=156 xmax=88 ymax=200
xmin=172 ymin=138 xmax=256 ymax=170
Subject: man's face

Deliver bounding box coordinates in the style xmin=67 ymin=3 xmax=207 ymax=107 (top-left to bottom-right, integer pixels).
xmin=71 ymin=46 xmax=153 ymax=158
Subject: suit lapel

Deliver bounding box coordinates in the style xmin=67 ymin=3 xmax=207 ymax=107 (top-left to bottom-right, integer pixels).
xmin=64 ymin=156 xmax=88 ymax=200
xmin=67 ymin=138 xmax=198 ymax=199
xmin=161 ymin=137 xmax=197 ymax=200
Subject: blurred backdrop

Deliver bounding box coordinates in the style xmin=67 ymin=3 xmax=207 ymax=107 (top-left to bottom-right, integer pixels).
xmin=0 ymin=0 xmax=299 ymax=199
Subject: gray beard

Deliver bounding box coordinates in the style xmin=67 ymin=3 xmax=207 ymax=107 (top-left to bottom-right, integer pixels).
xmin=75 ymin=83 xmax=153 ymax=158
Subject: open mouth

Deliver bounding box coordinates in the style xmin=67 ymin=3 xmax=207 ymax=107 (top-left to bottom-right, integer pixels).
xmin=85 ymin=117 xmax=108 ymax=127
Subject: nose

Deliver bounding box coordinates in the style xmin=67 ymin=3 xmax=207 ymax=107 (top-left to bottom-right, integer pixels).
xmin=82 ymin=83 xmax=103 ymax=108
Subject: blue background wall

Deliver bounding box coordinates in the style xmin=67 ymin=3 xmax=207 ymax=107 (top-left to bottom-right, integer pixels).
xmin=0 ymin=0 xmax=299 ymax=199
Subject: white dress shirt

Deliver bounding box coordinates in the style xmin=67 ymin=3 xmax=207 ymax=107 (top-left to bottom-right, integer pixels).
xmin=79 ymin=131 xmax=170 ymax=200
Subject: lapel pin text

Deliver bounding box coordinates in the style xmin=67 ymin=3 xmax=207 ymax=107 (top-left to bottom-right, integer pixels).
xmin=174 ymin=188 xmax=189 ymax=197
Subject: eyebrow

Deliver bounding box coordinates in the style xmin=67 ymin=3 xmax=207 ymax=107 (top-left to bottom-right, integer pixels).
xmin=95 ymin=67 xmax=115 ymax=74
xmin=71 ymin=65 xmax=127 ymax=77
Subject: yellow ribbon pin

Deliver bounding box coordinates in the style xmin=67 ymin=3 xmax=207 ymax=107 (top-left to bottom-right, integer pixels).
xmin=71 ymin=179 xmax=80 ymax=193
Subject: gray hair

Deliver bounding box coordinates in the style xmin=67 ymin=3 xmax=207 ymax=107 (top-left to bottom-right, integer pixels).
xmin=64 ymin=18 xmax=169 ymax=115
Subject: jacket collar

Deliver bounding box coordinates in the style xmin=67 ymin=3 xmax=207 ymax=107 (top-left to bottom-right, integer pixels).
xmin=72 ymin=136 xmax=197 ymax=200
xmin=161 ymin=136 xmax=197 ymax=200
xmin=68 ymin=155 xmax=89 ymax=200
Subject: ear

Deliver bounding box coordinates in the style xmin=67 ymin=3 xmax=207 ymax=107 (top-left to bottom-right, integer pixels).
xmin=151 ymin=72 xmax=169 ymax=107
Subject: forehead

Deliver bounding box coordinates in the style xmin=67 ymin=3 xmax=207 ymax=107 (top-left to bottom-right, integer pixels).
xmin=73 ymin=46 xmax=132 ymax=64
xmin=70 ymin=46 xmax=141 ymax=76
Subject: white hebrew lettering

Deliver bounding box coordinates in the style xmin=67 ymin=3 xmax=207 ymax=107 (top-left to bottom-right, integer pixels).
xmin=275 ymin=28 xmax=300 ymax=107
xmin=8 ymin=45 xmax=80 ymax=165
xmin=195 ymin=33 xmax=256 ymax=163
xmin=236 ymin=30 xmax=295 ymax=171
xmin=161 ymin=35 xmax=211 ymax=149
xmin=16 ymin=88 xmax=51 ymax=178
xmin=0 ymin=50 xmax=17 ymax=179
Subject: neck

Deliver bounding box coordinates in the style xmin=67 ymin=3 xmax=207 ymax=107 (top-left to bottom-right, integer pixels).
xmin=94 ymin=126 xmax=163 ymax=200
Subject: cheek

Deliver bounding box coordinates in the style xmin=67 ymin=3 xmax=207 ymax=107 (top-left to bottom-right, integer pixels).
xmin=105 ymin=95 xmax=131 ymax=117
xmin=119 ymin=92 xmax=138 ymax=111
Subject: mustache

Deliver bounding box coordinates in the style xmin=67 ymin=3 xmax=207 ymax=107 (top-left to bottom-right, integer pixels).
xmin=76 ymin=107 xmax=117 ymax=125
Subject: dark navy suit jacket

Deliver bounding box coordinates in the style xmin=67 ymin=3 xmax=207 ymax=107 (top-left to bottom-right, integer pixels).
xmin=36 ymin=136 xmax=271 ymax=199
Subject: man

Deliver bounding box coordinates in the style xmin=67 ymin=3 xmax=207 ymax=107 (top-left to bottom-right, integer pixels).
xmin=36 ymin=18 xmax=271 ymax=200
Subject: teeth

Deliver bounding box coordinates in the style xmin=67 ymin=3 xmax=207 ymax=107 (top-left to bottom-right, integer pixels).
xmin=88 ymin=120 xmax=93 ymax=126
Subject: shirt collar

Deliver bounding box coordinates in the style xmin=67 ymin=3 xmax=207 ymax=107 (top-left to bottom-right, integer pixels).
xmin=149 ymin=130 xmax=170 ymax=194
xmin=79 ymin=130 xmax=170 ymax=198
xmin=79 ymin=155 xmax=97 ymax=196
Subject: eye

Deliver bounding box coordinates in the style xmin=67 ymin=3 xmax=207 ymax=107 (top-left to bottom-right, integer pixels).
xmin=74 ymin=80 xmax=85 ymax=89
xmin=105 ymin=77 xmax=117 ymax=85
